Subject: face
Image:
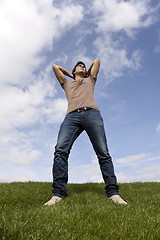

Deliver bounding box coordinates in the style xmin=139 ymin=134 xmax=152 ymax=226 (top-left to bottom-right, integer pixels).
xmin=75 ymin=63 xmax=86 ymax=73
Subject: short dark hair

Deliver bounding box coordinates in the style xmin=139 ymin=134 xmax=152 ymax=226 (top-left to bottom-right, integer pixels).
xmin=72 ymin=61 xmax=87 ymax=78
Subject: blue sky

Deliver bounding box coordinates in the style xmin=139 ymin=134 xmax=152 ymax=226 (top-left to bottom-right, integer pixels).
xmin=0 ymin=0 xmax=160 ymax=183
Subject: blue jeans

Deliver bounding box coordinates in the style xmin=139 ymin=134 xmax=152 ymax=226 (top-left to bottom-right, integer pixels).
xmin=52 ymin=109 xmax=119 ymax=198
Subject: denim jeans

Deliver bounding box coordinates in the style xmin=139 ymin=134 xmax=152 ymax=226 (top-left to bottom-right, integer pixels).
xmin=52 ymin=109 xmax=119 ymax=198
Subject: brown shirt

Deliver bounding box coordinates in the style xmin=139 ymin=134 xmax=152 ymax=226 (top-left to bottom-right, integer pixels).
xmin=61 ymin=75 xmax=99 ymax=115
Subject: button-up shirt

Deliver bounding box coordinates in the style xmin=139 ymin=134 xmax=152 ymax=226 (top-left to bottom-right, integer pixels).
xmin=61 ymin=75 xmax=99 ymax=115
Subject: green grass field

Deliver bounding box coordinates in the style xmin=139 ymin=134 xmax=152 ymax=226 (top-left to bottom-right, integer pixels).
xmin=0 ymin=182 xmax=160 ymax=240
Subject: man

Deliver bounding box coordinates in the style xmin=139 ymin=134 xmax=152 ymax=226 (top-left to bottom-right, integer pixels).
xmin=44 ymin=58 xmax=127 ymax=205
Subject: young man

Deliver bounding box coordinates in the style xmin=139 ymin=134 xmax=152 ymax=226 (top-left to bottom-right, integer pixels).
xmin=44 ymin=58 xmax=127 ymax=205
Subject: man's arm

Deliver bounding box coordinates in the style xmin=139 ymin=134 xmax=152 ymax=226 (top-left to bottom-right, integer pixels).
xmin=87 ymin=58 xmax=100 ymax=79
xmin=52 ymin=64 xmax=73 ymax=85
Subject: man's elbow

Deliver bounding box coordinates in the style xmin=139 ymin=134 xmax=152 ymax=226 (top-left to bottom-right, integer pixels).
xmin=52 ymin=64 xmax=57 ymax=71
xmin=95 ymin=58 xmax=100 ymax=64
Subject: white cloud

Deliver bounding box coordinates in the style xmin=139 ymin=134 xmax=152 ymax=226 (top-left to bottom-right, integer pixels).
xmin=75 ymin=27 xmax=93 ymax=46
xmin=0 ymin=0 xmax=83 ymax=133
xmin=8 ymin=146 xmax=41 ymax=166
xmin=91 ymin=0 xmax=159 ymax=82
xmin=153 ymin=29 xmax=160 ymax=54
xmin=69 ymin=158 xmax=103 ymax=183
xmin=54 ymin=53 xmax=68 ymax=65
xmin=94 ymin=36 xmax=142 ymax=82
xmin=69 ymin=152 xmax=160 ymax=183
xmin=0 ymin=65 xmax=56 ymax=133
xmin=156 ymin=123 xmax=160 ymax=133
xmin=115 ymin=153 xmax=151 ymax=164
xmin=0 ymin=128 xmax=28 ymax=146
xmin=92 ymin=0 xmax=157 ymax=35
xmin=0 ymin=174 xmax=34 ymax=183
xmin=117 ymin=166 xmax=160 ymax=183
xmin=0 ymin=0 xmax=84 ymax=84
xmin=72 ymin=48 xmax=93 ymax=70
xmin=42 ymin=98 xmax=67 ymax=124
xmin=0 ymin=0 xmax=84 ymax=177
xmin=116 ymin=172 xmax=138 ymax=183
xmin=57 ymin=3 xmax=83 ymax=30
xmin=0 ymin=0 xmax=83 ymax=135
xmin=137 ymin=164 xmax=160 ymax=182
xmin=115 ymin=153 xmax=160 ymax=182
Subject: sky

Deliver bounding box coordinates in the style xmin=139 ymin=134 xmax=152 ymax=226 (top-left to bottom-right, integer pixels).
xmin=0 ymin=0 xmax=160 ymax=184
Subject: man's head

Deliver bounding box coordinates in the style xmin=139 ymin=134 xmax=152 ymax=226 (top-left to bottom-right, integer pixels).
xmin=72 ymin=61 xmax=87 ymax=78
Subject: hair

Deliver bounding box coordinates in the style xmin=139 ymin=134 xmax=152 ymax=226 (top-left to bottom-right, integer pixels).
xmin=72 ymin=61 xmax=87 ymax=78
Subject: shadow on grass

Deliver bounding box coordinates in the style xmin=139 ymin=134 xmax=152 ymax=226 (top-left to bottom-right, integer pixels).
xmin=67 ymin=183 xmax=106 ymax=197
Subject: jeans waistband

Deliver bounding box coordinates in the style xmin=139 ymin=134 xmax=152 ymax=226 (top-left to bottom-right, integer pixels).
xmin=75 ymin=107 xmax=91 ymax=112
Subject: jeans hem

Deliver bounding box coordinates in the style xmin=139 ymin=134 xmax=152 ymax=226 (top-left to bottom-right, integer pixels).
xmin=107 ymin=192 xmax=119 ymax=198
xmin=53 ymin=193 xmax=68 ymax=199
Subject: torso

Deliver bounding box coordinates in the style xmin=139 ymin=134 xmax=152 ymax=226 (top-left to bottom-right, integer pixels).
xmin=62 ymin=75 xmax=99 ymax=115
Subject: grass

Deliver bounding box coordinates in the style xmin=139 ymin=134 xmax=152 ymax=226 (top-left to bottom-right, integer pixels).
xmin=0 ymin=182 xmax=160 ymax=240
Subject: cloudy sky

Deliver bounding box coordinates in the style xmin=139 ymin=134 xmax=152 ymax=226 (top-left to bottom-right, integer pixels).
xmin=0 ymin=0 xmax=160 ymax=184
